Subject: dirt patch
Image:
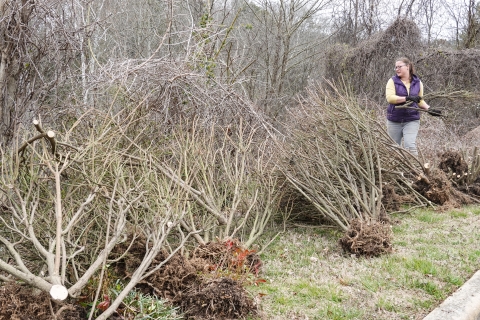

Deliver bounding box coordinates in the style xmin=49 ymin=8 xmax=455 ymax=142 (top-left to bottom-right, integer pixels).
xmin=112 ymin=238 xmax=259 ymax=319
xmin=413 ymin=168 xmax=452 ymax=206
xmin=438 ymin=150 xmax=469 ymax=175
xmin=0 ymin=283 xmax=86 ymax=320
xmin=339 ymin=219 xmax=393 ymax=257
xmin=382 ymin=184 xmax=402 ymax=212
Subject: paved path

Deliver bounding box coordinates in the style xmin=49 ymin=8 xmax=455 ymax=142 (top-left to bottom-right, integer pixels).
xmin=423 ymin=270 xmax=480 ymax=320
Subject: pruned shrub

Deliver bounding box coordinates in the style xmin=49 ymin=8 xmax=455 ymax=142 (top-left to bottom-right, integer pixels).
xmin=277 ymin=81 xmax=429 ymax=233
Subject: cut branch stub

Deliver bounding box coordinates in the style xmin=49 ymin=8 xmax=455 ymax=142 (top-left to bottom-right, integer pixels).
xmin=16 ymin=121 xmax=57 ymax=156
xmin=47 ymin=130 xmax=56 ymax=155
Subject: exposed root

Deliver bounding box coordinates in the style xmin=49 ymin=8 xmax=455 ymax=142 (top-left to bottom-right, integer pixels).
xmin=339 ymin=219 xmax=393 ymax=257
xmin=180 ymin=277 xmax=256 ymax=320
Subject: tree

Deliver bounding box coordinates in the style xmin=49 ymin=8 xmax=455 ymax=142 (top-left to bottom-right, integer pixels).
xmin=421 ymin=0 xmax=442 ymax=44
xmin=331 ymin=0 xmax=385 ymax=45
xmin=444 ymin=0 xmax=464 ymax=47
xmin=241 ymin=0 xmax=332 ymax=116
xmin=464 ymin=0 xmax=480 ymax=48
xmin=0 ymin=1 xmax=36 ymax=143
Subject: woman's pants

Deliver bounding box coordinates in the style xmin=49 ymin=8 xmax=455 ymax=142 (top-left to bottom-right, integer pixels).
xmin=386 ymin=120 xmax=420 ymax=156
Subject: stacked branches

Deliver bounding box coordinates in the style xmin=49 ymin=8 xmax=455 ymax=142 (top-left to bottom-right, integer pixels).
xmin=277 ymin=82 xmax=430 ymax=232
xmin=164 ymin=118 xmax=284 ymax=248
xmin=43 ymin=56 xmax=285 ymax=250
xmin=84 ymin=59 xmax=265 ymax=130
xmin=0 ymin=108 xmax=196 ymax=320
xmin=0 ymin=55 xmax=283 ymax=314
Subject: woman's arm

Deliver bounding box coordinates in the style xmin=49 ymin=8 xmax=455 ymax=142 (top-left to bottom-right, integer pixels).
xmin=386 ymin=78 xmax=408 ymax=104
xmin=417 ymin=82 xmax=430 ymax=110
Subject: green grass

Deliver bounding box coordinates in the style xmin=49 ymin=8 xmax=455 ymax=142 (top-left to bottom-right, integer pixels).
xmin=376 ymin=296 xmax=397 ymax=312
xmin=415 ymin=211 xmax=446 ymax=223
xmin=250 ymin=205 xmax=480 ymax=320
xmin=108 ymin=280 xmax=183 ymax=320
xmin=404 ymin=257 xmax=438 ymax=275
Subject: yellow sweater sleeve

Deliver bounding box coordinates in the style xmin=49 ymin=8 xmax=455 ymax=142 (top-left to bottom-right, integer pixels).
xmin=418 ymin=83 xmax=426 ymax=108
xmin=385 ymin=78 xmax=397 ymax=104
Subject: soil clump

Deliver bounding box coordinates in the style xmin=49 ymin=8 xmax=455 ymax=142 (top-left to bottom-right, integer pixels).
xmin=112 ymin=238 xmax=259 ymax=319
xmin=382 ymin=184 xmax=403 ymax=212
xmin=438 ymin=150 xmax=469 ymax=176
xmin=382 ymin=183 xmax=416 ymax=212
xmin=0 ymin=282 xmax=86 ymax=320
xmin=413 ymin=168 xmax=453 ymax=206
xmin=180 ymin=277 xmax=256 ymax=320
xmin=0 ymin=239 xmax=259 ymax=320
xmin=339 ymin=219 xmax=393 ymax=257
xmin=412 ymin=151 xmax=480 ymax=209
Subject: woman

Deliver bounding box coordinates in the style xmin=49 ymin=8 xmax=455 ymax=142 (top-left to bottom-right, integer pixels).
xmin=385 ymin=57 xmax=430 ymax=156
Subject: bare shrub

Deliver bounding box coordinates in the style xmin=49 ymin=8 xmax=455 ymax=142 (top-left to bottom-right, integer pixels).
xmin=164 ymin=118 xmax=284 ymax=248
xmin=276 ymin=81 xmax=430 ymax=232
xmin=0 ymin=108 xmax=198 ymax=320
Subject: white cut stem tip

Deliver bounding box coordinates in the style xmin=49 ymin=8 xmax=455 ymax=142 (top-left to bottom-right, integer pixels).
xmin=50 ymin=284 xmax=68 ymax=300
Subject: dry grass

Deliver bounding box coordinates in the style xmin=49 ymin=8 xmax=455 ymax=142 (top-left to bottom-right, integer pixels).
xmin=250 ymin=206 xmax=480 ymax=320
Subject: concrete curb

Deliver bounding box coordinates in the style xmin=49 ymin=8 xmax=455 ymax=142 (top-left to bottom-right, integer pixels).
xmin=423 ymin=270 xmax=480 ymax=320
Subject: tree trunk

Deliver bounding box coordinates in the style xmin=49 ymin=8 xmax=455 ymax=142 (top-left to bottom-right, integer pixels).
xmin=0 ymin=0 xmax=34 ymax=144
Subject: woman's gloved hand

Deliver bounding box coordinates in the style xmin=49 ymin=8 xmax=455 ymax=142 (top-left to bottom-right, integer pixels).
xmin=428 ymin=109 xmax=442 ymax=116
xmin=406 ymin=95 xmax=422 ymax=103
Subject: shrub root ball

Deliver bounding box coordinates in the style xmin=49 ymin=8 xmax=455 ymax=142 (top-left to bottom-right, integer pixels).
xmin=339 ymin=219 xmax=393 ymax=257
xmin=111 ymin=238 xmax=259 ymax=319
xmin=413 ymin=151 xmax=479 ymax=209
xmin=180 ymin=277 xmax=256 ymax=320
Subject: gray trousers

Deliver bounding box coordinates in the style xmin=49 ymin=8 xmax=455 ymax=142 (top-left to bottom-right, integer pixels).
xmin=387 ymin=120 xmax=420 ymax=156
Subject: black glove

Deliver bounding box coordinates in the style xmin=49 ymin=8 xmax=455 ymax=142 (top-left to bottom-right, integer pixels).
xmin=406 ymin=95 xmax=422 ymax=103
xmin=428 ymin=109 xmax=442 ymax=116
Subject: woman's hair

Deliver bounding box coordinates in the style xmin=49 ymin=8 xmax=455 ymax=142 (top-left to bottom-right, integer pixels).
xmin=396 ymin=57 xmax=415 ymax=79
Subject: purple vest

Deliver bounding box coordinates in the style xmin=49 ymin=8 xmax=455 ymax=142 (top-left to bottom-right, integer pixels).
xmin=387 ymin=75 xmax=421 ymax=122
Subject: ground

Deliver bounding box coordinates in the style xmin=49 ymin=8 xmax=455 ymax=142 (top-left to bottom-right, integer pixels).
xmin=0 ymin=283 xmax=86 ymax=320
xmin=0 ymin=152 xmax=479 ymax=319
xmin=0 ymin=240 xmax=259 ymax=320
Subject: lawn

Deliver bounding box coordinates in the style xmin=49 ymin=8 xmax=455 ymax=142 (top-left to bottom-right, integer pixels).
xmin=250 ymin=205 xmax=480 ymax=320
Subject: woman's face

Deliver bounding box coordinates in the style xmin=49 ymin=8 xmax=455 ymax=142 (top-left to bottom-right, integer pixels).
xmin=394 ymin=61 xmax=409 ymax=78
